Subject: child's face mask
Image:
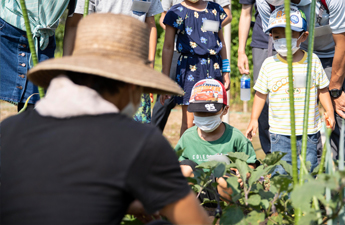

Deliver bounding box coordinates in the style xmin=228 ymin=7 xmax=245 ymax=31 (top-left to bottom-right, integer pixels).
xmin=273 ymin=33 xmax=304 ymax=57
xmin=194 ymin=109 xmax=223 ymax=133
xmin=187 ymin=0 xmax=200 ymax=3
xmin=266 ymin=0 xmax=284 ymax=6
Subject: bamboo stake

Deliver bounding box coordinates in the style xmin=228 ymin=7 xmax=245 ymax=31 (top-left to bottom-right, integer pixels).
xmin=299 ymin=0 xmax=317 ymax=183
xmin=282 ymin=0 xmax=300 ymax=222
xmin=84 ymin=0 xmax=90 ymax=17
xmin=337 ymin=119 xmax=345 ymax=224
xmin=19 ymin=0 xmax=45 ymax=99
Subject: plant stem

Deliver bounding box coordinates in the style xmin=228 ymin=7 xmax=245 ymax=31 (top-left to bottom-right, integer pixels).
xmin=84 ymin=0 xmax=90 ymax=17
xmin=300 ymin=0 xmax=317 ymax=184
xmin=19 ymin=0 xmax=45 ymax=99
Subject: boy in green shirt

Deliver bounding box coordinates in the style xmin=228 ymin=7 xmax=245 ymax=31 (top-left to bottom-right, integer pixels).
xmin=175 ymin=79 xmax=257 ymax=201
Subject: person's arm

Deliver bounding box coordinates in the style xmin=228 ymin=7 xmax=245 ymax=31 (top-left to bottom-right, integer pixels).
xmin=160 ymin=191 xmax=211 ymax=224
xmin=237 ymin=4 xmax=253 ymax=75
xmin=218 ymin=28 xmax=230 ymax=91
xmin=319 ymin=87 xmax=335 ymax=130
xmin=160 ymin=11 xmax=167 ymax=30
xmin=329 ymin=33 xmax=345 ymax=118
xmin=63 ymin=13 xmax=83 ymax=56
xmin=160 ymin=25 xmax=177 ymax=104
xmin=145 ymin=16 xmax=158 ymax=68
xmin=221 ymin=5 xmax=232 ymax=27
xmin=246 ymin=92 xmax=267 ymax=140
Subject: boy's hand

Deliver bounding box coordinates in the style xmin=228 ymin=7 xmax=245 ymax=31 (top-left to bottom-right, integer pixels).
xmin=325 ymin=112 xmax=336 ymax=131
xmin=222 ymin=72 xmax=230 ymax=91
xmin=246 ymin=120 xmax=258 ymax=141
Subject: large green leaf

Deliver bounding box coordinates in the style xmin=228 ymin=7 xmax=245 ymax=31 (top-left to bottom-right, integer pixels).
xmin=261 ymin=151 xmax=286 ymax=166
xmin=214 ymin=163 xmax=226 ymax=178
xmin=226 ymin=176 xmax=240 ymax=196
xmin=258 ymin=189 xmax=275 ymax=201
xmin=260 ymin=199 xmax=269 ymax=210
xmin=297 ymin=212 xmax=318 ymax=225
xmin=291 ymin=181 xmax=325 ymax=213
xmin=279 ymin=160 xmax=293 ymax=177
xmin=267 ymin=214 xmax=283 ymax=225
xmin=271 ymin=175 xmax=293 ymax=193
xmin=220 ymin=206 xmax=246 ymax=225
xmin=227 ymin=152 xmax=250 ymax=163
xmin=247 ymin=194 xmax=261 ymax=206
xmin=235 ymin=159 xmax=249 ymax=185
xmin=196 ymin=161 xmax=219 ymax=169
xmin=245 ymin=211 xmax=265 ymax=225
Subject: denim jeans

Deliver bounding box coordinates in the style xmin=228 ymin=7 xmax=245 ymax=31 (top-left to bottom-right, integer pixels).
xmin=0 ymin=17 xmax=55 ymax=104
xmin=270 ymin=132 xmax=320 ymax=176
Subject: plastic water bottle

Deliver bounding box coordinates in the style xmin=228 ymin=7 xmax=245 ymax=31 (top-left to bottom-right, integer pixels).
xmin=240 ymin=74 xmax=251 ymax=101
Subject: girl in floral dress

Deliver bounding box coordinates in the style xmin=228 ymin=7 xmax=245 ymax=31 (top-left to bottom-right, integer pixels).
xmin=161 ymin=0 xmax=230 ymax=136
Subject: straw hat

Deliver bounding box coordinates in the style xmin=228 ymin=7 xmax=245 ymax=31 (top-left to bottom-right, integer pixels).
xmin=28 ymin=13 xmax=184 ymax=96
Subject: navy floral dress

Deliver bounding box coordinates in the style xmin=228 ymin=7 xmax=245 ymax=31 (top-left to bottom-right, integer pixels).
xmin=163 ymin=2 xmax=227 ymax=105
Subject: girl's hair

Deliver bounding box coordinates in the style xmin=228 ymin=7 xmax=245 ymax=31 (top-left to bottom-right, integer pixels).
xmin=66 ymin=71 xmax=127 ymax=95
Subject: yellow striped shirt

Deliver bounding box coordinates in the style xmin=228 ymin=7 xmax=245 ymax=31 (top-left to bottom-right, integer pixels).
xmin=254 ymin=51 xmax=329 ymax=135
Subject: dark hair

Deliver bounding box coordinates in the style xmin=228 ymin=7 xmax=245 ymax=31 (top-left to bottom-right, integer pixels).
xmin=66 ymin=71 xmax=127 ymax=95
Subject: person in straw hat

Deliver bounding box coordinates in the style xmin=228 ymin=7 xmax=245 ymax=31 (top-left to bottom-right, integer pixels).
xmin=1 ymin=14 xmax=211 ymax=225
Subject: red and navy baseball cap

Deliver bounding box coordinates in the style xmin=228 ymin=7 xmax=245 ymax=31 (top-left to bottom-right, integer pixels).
xmin=188 ymin=79 xmax=228 ymax=113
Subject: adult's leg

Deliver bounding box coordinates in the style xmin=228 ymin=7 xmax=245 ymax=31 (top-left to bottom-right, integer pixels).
xmin=252 ymin=48 xmax=271 ymax=154
xmin=181 ymin=105 xmax=194 ymax=137
xmin=151 ymin=51 xmax=180 ymax=131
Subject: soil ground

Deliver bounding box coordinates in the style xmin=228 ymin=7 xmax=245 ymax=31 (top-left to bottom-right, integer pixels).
xmin=1 ymin=100 xmax=265 ymax=160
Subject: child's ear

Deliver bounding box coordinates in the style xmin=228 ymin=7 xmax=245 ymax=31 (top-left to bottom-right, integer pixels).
xmin=301 ymin=31 xmax=309 ymax=42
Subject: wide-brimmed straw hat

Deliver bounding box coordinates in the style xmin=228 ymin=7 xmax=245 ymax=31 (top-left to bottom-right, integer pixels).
xmin=28 ymin=13 xmax=184 ymax=96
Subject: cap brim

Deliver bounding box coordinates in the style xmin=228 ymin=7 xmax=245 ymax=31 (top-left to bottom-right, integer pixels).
xmin=188 ymin=102 xmax=223 ymax=113
xmin=28 ymin=55 xmax=184 ymax=96
xmin=266 ymin=24 xmax=304 ymax=33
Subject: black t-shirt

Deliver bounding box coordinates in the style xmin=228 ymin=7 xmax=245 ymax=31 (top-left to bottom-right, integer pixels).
xmin=1 ymin=110 xmax=190 ymax=224
xmin=239 ymin=0 xmax=269 ymax=49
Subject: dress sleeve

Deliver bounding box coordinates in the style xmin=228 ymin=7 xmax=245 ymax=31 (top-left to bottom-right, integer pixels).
xmin=163 ymin=5 xmax=185 ymax=30
xmin=217 ymin=4 xmax=227 ymax=30
xmin=125 ymin=129 xmax=190 ymax=214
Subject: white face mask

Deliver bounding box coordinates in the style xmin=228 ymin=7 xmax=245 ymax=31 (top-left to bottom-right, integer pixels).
xmin=194 ymin=109 xmax=223 ymax=133
xmin=187 ymin=0 xmax=199 ymax=3
xmin=273 ymin=33 xmax=304 ymax=57
xmin=266 ymin=0 xmax=284 ymax=6
xmin=121 ymin=89 xmax=141 ymax=118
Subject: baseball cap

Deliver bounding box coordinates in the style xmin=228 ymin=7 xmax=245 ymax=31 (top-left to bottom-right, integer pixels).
xmin=265 ymin=5 xmax=307 ymax=34
xmin=188 ymin=79 xmax=228 ymax=113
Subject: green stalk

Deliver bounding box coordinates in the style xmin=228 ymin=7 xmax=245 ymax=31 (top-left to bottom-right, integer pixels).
xmin=338 ymin=119 xmax=345 ymax=224
xmin=283 ymin=0 xmax=300 ymax=222
xmin=299 ymin=0 xmax=317 ymax=184
xmin=84 ymin=0 xmax=90 ymax=17
xmin=318 ymin=127 xmax=332 ymax=174
xmin=19 ymin=0 xmax=45 ymax=99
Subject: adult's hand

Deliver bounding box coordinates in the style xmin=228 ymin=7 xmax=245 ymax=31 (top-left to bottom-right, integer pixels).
xmin=238 ymin=52 xmax=250 ymax=75
xmin=332 ymin=93 xmax=345 ymax=119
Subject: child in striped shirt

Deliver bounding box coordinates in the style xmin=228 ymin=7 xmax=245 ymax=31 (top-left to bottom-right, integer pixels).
xmin=245 ymin=5 xmax=335 ymax=175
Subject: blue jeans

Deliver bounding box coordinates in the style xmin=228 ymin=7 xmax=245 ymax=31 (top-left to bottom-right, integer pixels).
xmin=0 ymin=17 xmax=55 ymax=104
xmin=270 ymin=132 xmax=320 ymax=176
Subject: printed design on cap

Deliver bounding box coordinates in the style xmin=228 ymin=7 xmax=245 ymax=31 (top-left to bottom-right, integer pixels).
xmin=189 ymin=79 xmax=224 ymax=106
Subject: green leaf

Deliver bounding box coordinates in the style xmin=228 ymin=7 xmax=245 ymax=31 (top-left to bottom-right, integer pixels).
xmin=260 ymin=199 xmax=269 ymax=210
xmin=220 ymin=206 xmax=246 ymax=225
xmin=258 ymin=189 xmax=275 ymax=201
xmin=175 ymin=148 xmax=184 ymax=159
xmin=268 ymin=214 xmax=283 ymax=225
xmin=305 ymin=161 xmax=312 ymax=173
xmin=186 ymin=177 xmax=197 ymax=185
xmin=279 ymin=160 xmax=293 ymax=176
xmin=196 ymin=161 xmax=219 ymax=169
xmin=270 ymin=175 xmax=293 ymax=193
xmin=226 ymin=176 xmax=240 ymax=196
xmin=297 ymin=212 xmax=318 ymax=225
xmin=214 ymin=163 xmax=226 ymax=178
xmin=247 ymin=194 xmax=261 ymax=206
xmin=248 ymin=165 xmax=275 ymax=186
xmin=227 ymin=152 xmax=250 ymax=163
xmin=311 ymin=164 xmax=320 ymax=176
xmin=260 ymin=151 xmax=286 ymax=166
xmin=235 ymin=159 xmax=249 ymax=185
xmin=245 ymin=211 xmax=265 ymax=225
xmin=291 ymin=181 xmax=325 ymax=213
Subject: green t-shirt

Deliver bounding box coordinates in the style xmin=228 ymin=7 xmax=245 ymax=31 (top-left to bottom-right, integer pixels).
xmin=175 ymin=123 xmax=257 ymax=165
